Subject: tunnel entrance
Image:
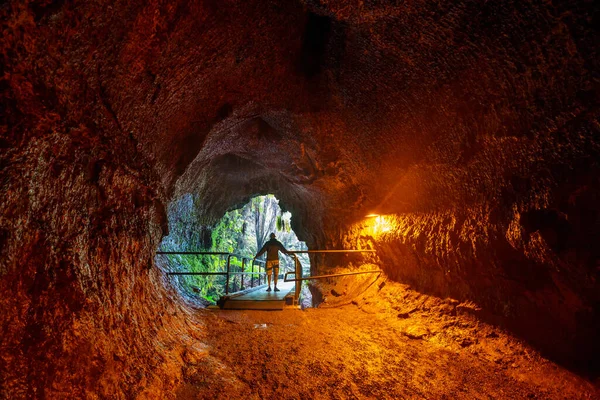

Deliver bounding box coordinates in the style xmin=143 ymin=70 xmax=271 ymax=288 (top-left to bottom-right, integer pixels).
xmin=156 ymin=194 xmax=310 ymax=306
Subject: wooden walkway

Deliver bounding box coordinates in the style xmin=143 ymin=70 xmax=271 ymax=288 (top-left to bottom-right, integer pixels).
xmin=218 ymin=280 xmax=296 ymax=310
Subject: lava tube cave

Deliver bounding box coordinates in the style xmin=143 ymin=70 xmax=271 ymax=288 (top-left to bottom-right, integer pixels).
xmin=1 ymin=0 xmax=599 ymax=398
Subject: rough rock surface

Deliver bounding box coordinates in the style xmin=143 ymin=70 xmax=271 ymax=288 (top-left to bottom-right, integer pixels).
xmin=197 ymin=279 xmax=599 ymax=399
xmin=1 ymin=0 xmax=599 ymax=397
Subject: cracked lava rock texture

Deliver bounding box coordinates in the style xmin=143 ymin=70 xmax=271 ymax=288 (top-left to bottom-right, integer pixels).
xmin=193 ymin=280 xmax=599 ymax=399
xmin=1 ymin=0 xmax=599 ymax=398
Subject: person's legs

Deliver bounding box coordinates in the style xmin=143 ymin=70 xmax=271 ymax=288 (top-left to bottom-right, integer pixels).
xmin=266 ymin=261 xmax=274 ymax=291
xmin=273 ymin=266 xmax=280 ymax=291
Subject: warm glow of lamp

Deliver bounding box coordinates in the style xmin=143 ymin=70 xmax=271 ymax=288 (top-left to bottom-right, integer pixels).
xmin=375 ymin=215 xmax=391 ymax=233
xmin=362 ymin=214 xmax=392 ymax=236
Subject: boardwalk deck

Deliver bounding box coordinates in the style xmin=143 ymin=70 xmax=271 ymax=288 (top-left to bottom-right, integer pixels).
xmin=218 ymin=280 xmax=295 ymax=310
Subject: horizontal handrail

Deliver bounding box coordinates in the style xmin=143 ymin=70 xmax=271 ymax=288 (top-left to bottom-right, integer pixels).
xmin=157 ymin=251 xmax=229 ymax=255
xmin=167 ymin=271 xmax=267 ymax=276
xmin=284 ymin=250 xmax=376 ymax=304
xmin=157 ymin=251 xmax=268 ymax=294
xmin=284 ymin=269 xmax=381 ymax=282
xmin=157 ymin=251 xmax=266 ymax=263
xmin=167 ymin=271 xmax=227 ymax=276
xmin=288 ymin=250 xmax=376 ymax=254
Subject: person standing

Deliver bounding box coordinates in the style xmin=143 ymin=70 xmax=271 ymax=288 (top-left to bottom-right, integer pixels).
xmin=254 ymin=233 xmax=290 ymax=292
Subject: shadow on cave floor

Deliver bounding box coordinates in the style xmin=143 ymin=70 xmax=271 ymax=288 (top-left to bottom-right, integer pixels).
xmin=175 ymin=279 xmax=598 ymax=399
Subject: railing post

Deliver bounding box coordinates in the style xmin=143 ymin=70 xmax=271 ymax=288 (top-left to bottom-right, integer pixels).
xmin=294 ymin=254 xmax=301 ymax=305
xmin=251 ymin=260 xmax=255 ymax=288
xmin=241 ymin=258 xmax=246 ymax=290
xmin=225 ymin=254 xmax=232 ymax=295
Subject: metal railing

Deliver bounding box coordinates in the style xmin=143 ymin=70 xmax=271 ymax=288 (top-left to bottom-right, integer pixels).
xmin=156 ymin=251 xmax=266 ymax=294
xmin=284 ymin=270 xmax=381 ymax=282
xmin=157 ymin=249 xmax=379 ymax=304
xmin=284 ymin=249 xmax=378 ymax=304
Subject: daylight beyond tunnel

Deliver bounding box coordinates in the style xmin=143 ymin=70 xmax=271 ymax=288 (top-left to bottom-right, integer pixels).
xmin=157 ymin=194 xmax=309 ymax=305
xmin=1 ymin=0 xmax=599 ymax=397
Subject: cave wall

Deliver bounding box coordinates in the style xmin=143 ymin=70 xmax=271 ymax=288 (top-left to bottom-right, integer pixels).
xmin=0 ymin=126 xmax=198 ymax=397
xmin=1 ymin=0 xmax=308 ymax=396
xmin=1 ymin=0 xmax=599 ymax=396
xmin=340 ymin=111 xmax=600 ymax=368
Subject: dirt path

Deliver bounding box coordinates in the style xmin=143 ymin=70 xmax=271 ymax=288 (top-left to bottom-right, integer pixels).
xmin=176 ymin=302 xmax=598 ymax=399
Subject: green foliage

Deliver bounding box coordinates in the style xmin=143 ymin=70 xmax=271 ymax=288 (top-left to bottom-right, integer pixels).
xmin=162 ymin=253 xmax=226 ymax=301
xmin=212 ymin=209 xmax=246 ymax=254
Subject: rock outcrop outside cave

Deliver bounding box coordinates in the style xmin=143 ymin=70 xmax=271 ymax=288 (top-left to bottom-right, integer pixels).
xmin=1 ymin=0 xmax=599 ymax=397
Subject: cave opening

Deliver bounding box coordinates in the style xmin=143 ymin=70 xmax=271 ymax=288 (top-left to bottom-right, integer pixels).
xmin=156 ymin=194 xmax=310 ymax=306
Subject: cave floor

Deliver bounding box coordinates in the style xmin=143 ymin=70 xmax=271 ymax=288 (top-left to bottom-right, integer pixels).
xmin=219 ymin=281 xmax=296 ymax=310
xmin=175 ymin=295 xmax=598 ymax=399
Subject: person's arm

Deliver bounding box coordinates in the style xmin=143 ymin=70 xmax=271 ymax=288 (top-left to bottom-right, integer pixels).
xmin=254 ymin=244 xmax=267 ymax=260
xmin=277 ymin=241 xmax=291 ymax=255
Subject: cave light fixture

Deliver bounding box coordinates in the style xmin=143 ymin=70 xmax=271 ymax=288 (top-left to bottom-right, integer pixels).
xmin=363 ymin=213 xmax=392 ymax=236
